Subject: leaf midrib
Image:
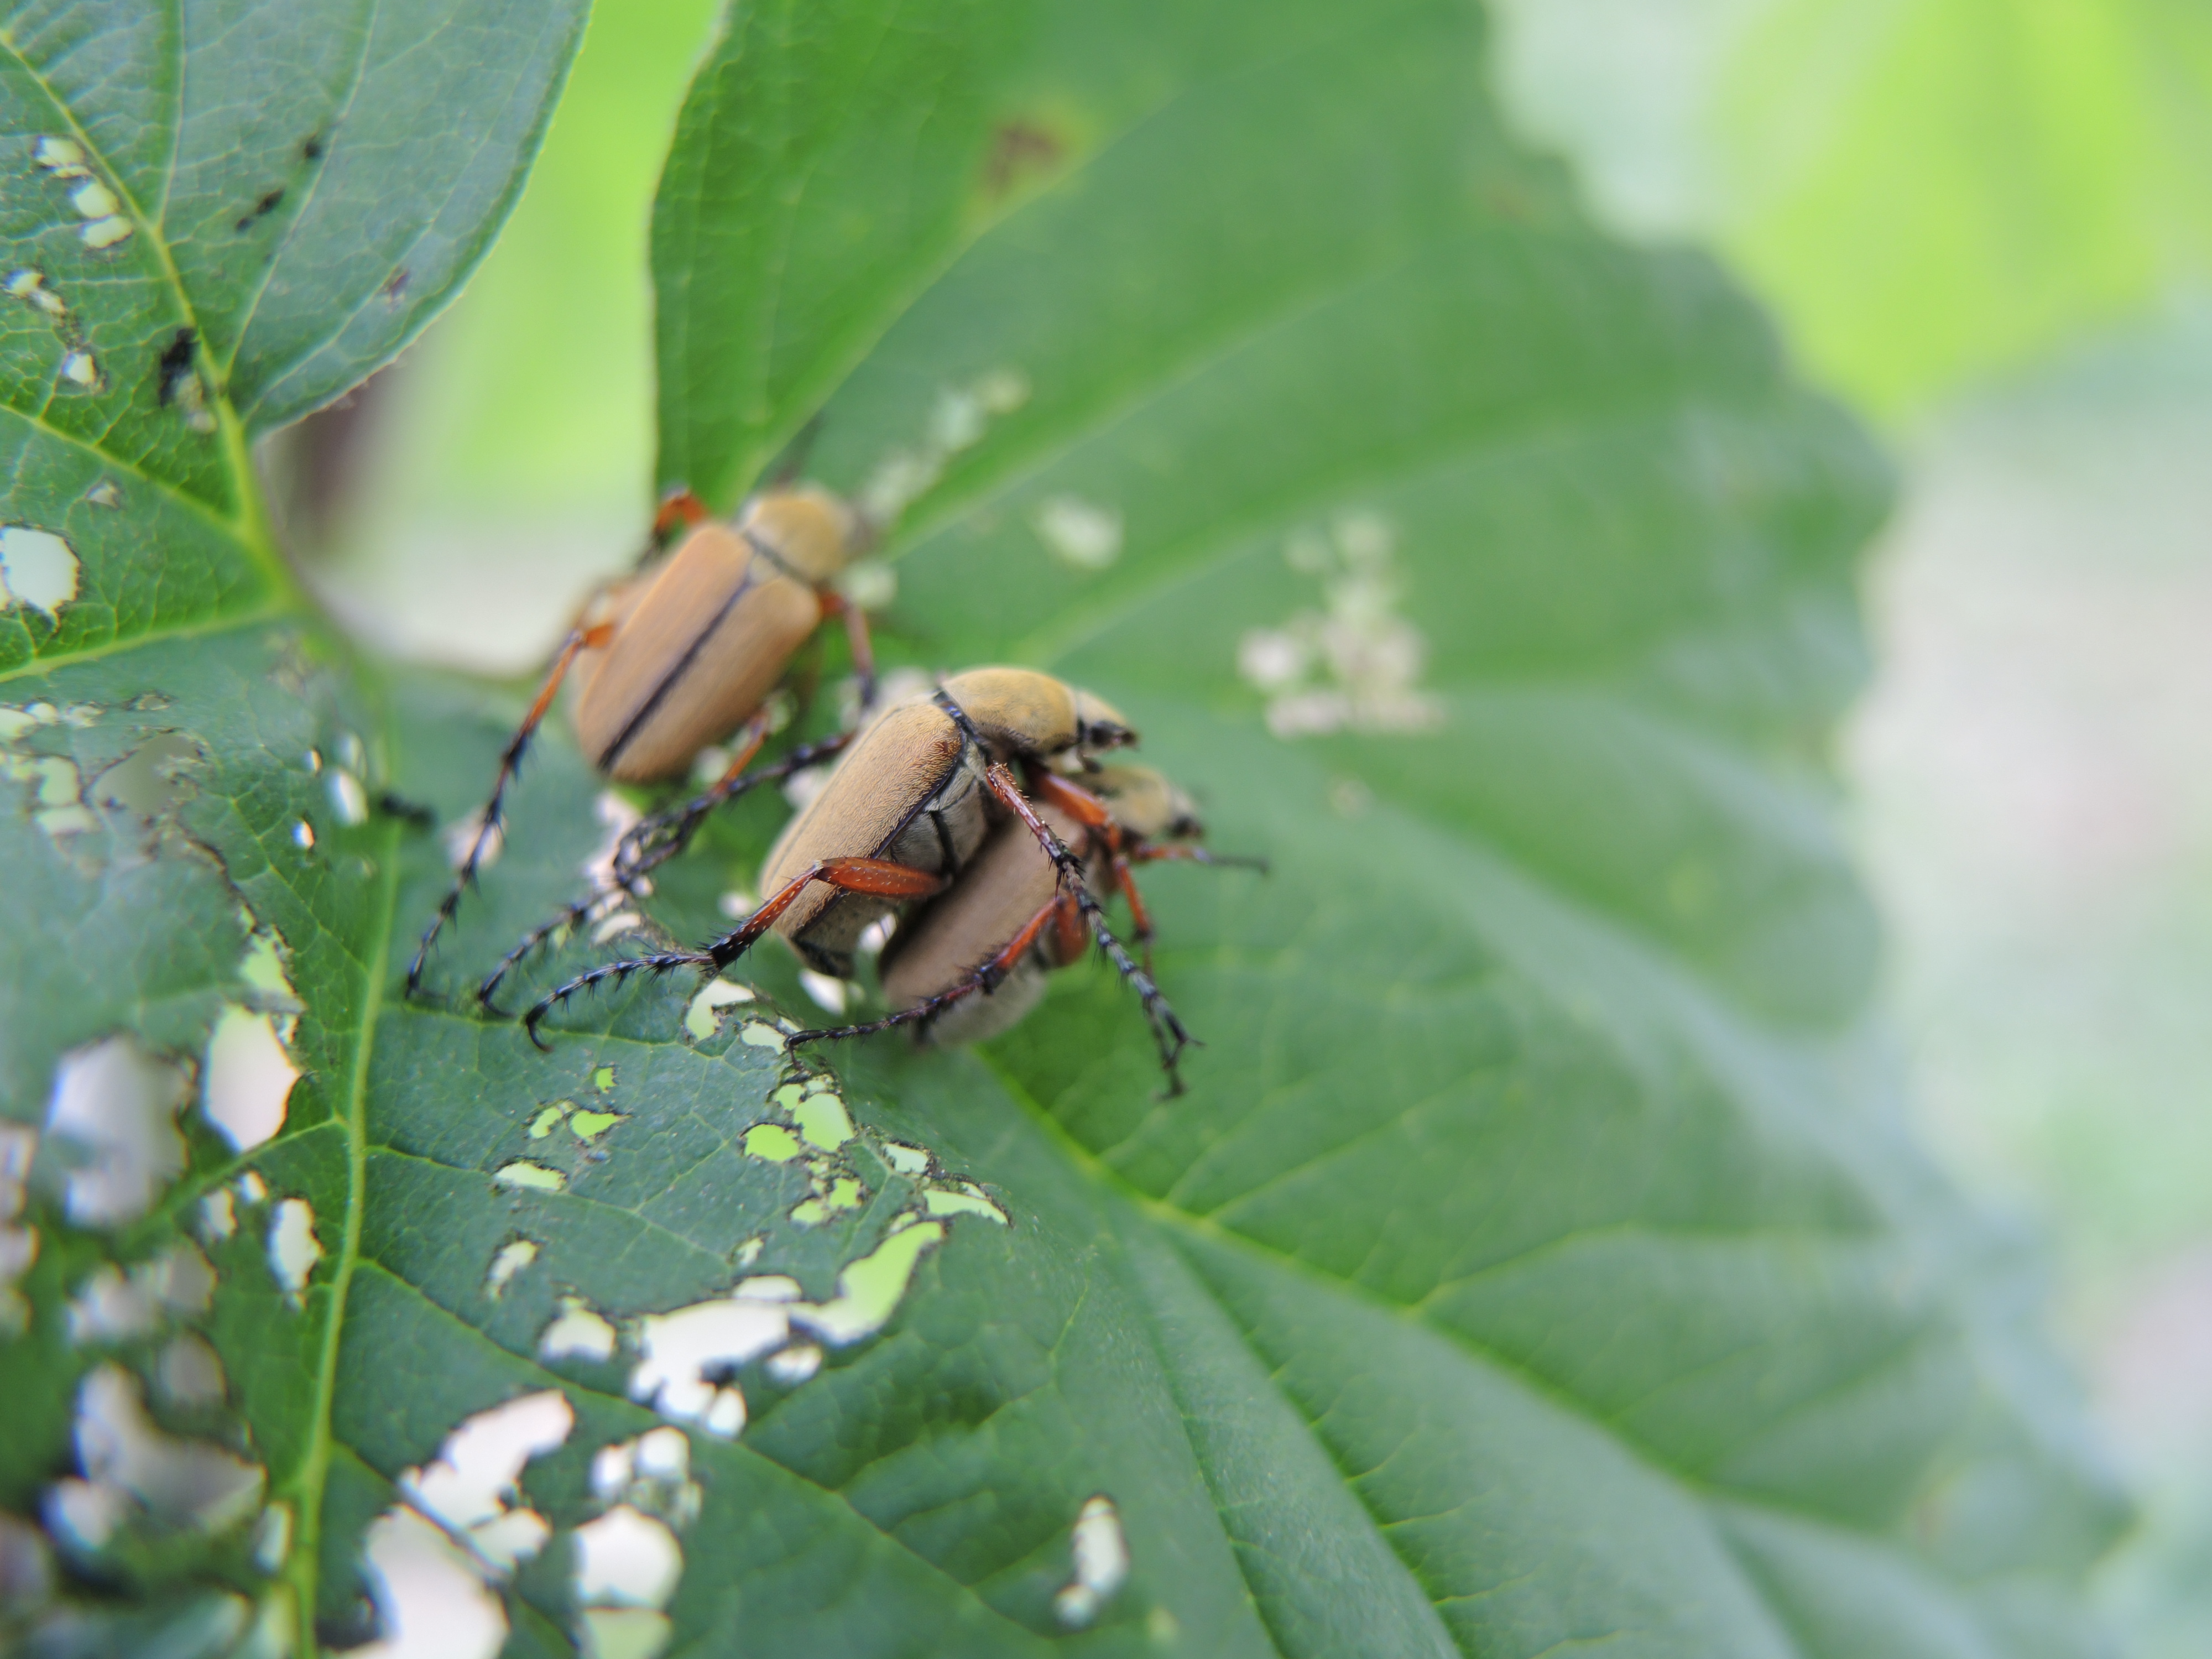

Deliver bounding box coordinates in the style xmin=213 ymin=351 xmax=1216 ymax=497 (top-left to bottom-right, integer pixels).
xmin=285 ymin=822 xmax=398 ymax=1656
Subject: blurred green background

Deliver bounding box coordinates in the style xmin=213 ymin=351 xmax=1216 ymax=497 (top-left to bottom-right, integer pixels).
xmin=297 ymin=2 xmax=2212 ymax=1651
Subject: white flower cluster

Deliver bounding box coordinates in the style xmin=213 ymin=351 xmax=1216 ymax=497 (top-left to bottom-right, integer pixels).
xmin=1238 ymin=512 xmax=1442 ymax=739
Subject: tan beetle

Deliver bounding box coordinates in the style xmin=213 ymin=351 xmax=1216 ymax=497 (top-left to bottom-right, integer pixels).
xmin=406 ymin=481 xmax=876 ymax=1003
xmin=795 ymin=764 xmax=1262 ymax=1052
xmin=521 ymin=667 xmax=1201 ymax=1085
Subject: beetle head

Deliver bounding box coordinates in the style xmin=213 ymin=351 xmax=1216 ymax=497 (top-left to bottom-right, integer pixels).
xmin=1066 ymin=690 xmax=1137 ymax=769
xmin=742 ymin=486 xmax=862 ymax=583
xmin=1093 ymin=765 xmax=1200 ymax=841
xmin=938 ymin=668 xmax=1138 ymax=768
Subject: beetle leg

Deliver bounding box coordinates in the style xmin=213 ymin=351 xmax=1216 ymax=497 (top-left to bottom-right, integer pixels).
xmin=1128 ymin=843 xmax=1271 ymax=873
xmin=520 ymin=856 xmax=946 ymax=1047
xmin=606 ymin=709 xmax=770 ymax=884
xmin=702 ymin=857 xmax=946 ymax=969
xmin=610 ymin=726 xmax=858 ymax=888
xmin=1030 ymin=771 xmax=1117 ymax=841
xmin=788 ymin=894 xmax=1062 ymax=1051
xmin=483 ymin=726 xmax=863 ymax=1015
xmin=406 ymin=620 xmax=615 ymax=999
xmin=983 ymin=763 xmax=1196 ymax=1092
xmin=650 ymin=485 xmax=709 ymax=543
xmin=520 ymin=948 xmax=712 ymax=1050
xmin=1109 ymin=852 xmax=1158 ymax=974
xmin=476 ymin=895 xmax=607 ymax=1015
xmin=815 ymin=589 xmax=878 ymax=711
xmin=1027 ymin=770 xmax=1161 ymax=963
xmin=1050 ymin=889 xmax=1088 ymax=964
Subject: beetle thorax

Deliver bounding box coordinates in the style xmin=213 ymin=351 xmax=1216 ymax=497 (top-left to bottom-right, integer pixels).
xmin=741 ymin=487 xmax=858 ymax=584
xmin=1093 ymin=765 xmax=1201 ymax=842
xmin=938 ymin=667 xmax=1135 ymax=768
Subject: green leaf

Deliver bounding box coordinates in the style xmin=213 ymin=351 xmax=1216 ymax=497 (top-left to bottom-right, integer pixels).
xmin=3 ymin=3 xmax=2130 ymax=1659
xmin=1714 ymin=0 xmax=2212 ymax=413
xmin=0 ymin=0 xmax=580 ymax=1651
xmin=588 ymin=0 xmax=2125 ymax=1651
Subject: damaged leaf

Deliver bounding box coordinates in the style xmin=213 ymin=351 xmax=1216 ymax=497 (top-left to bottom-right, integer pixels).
xmin=0 ymin=0 xmax=583 ymax=1652
xmin=3 ymin=1 xmax=2127 ymax=1658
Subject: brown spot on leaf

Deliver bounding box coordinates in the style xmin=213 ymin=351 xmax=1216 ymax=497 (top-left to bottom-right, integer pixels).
xmin=155 ymin=328 xmax=196 ymax=405
xmin=984 ymin=120 xmax=1063 ymax=200
xmin=234 ymin=188 xmax=285 ymax=232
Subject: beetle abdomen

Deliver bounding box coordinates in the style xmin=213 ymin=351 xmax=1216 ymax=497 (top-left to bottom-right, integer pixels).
xmin=758 ymin=700 xmax=991 ymax=976
xmin=572 ymin=523 xmax=820 ymax=782
xmin=878 ymin=802 xmax=1090 ymax=1045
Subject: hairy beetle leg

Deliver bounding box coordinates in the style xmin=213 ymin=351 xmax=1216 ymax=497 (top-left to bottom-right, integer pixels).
xmin=984 ymin=763 xmax=1196 ymax=1092
xmin=521 ymin=950 xmax=706 ymax=1050
xmin=406 ymin=619 xmax=615 ymax=999
xmin=789 ymin=893 xmax=1067 ymax=1051
xmin=1030 ymin=771 xmax=1160 ymax=969
xmin=520 ymin=856 xmax=947 ymax=1046
xmin=612 ymin=726 xmax=857 ymax=888
xmin=815 ymin=589 xmax=877 ymax=711
xmin=478 ymin=724 xmax=862 ymax=1015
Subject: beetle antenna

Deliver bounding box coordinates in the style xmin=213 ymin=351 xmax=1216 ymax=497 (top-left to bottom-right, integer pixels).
xmin=766 ymin=413 xmax=824 ymax=487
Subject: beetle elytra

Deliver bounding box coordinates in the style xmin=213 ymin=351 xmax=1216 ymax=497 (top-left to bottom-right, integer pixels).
xmin=799 ymin=764 xmax=1264 ymax=1052
xmin=521 ymin=668 xmax=1202 ymax=1086
xmin=406 ymin=481 xmax=875 ymax=1003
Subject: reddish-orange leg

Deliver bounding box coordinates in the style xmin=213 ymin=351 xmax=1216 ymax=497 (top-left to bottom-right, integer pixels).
xmin=1050 ymin=889 xmax=1088 ymax=963
xmin=1032 ymin=772 xmax=1164 ymax=971
xmin=645 ymin=486 xmax=709 ymax=561
xmin=1116 ymin=844 xmax=1267 ymax=972
xmin=477 ymin=725 xmax=863 ymax=1011
xmin=406 ymin=620 xmax=614 ymax=998
xmin=816 ymin=588 xmax=878 ymax=708
xmin=788 ymin=893 xmax=1068 ymax=1051
xmin=522 ymin=856 xmax=945 ymax=1047
xmin=984 ymin=763 xmax=1195 ymax=1090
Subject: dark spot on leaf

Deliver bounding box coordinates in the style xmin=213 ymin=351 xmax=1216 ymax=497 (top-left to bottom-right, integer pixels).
xmin=315 ymin=1601 xmax=379 ymax=1651
xmin=155 ymin=328 xmax=196 ymax=405
xmin=377 ymin=792 xmax=435 ymax=830
xmin=301 ymin=133 xmax=325 ymax=162
xmin=379 ymin=267 xmax=410 ymax=303
xmin=234 ymin=187 xmax=285 ymax=232
xmin=984 ymin=120 xmax=1063 ymax=200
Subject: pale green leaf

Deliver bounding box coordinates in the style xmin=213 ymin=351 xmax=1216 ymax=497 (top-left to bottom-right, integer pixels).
xmin=1 ymin=2 xmax=2131 ymax=1657
xmin=0 ymin=1 xmax=581 ymax=1651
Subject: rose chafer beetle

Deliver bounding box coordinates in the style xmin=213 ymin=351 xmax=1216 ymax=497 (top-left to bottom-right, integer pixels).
xmin=807 ymin=764 xmax=1263 ymax=1052
xmin=406 ymin=479 xmax=877 ymax=1003
xmin=523 ymin=668 xmax=1213 ymax=1088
